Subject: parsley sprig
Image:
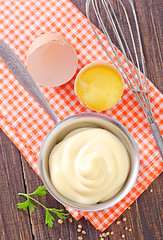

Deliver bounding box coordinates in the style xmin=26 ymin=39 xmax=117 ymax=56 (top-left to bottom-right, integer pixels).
xmin=17 ymin=185 xmax=68 ymax=227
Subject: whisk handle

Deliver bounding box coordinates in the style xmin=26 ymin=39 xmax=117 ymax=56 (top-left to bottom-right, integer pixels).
xmin=150 ymin=123 xmax=163 ymax=159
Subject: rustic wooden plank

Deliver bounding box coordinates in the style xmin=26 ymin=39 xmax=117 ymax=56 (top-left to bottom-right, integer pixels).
xmin=135 ymin=0 xmax=163 ymax=93
xmin=137 ymin=175 xmax=163 ymax=240
xmin=22 ymin=0 xmax=162 ymax=239
xmin=0 ymin=0 xmax=162 ymax=239
xmin=0 ymin=129 xmax=33 ymax=240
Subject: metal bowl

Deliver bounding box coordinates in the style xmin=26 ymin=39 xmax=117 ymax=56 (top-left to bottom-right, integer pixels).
xmin=39 ymin=112 xmax=139 ymax=211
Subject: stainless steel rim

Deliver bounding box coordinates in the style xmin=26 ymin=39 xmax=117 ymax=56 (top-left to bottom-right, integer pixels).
xmin=39 ymin=112 xmax=139 ymax=211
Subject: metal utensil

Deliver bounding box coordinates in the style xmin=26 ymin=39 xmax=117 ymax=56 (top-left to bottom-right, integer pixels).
xmin=86 ymin=0 xmax=163 ymax=158
xmin=0 ymin=40 xmax=60 ymax=124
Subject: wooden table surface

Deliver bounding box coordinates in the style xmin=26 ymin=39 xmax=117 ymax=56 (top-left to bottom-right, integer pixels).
xmin=0 ymin=0 xmax=162 ymax=240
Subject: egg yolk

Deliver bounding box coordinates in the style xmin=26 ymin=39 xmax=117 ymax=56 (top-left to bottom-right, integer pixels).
xmin=75 ymin=64 xmax=124 ymax=111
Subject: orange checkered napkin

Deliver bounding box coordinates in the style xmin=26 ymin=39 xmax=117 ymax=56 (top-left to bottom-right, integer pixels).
xmin=0 ymin=0 xmax=162 ymax=232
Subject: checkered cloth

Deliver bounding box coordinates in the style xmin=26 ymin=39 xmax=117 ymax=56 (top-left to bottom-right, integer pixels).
xmin=0 ymin=0 xmax=162 ymax=232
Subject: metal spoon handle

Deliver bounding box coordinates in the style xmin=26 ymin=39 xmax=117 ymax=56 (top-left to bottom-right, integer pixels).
xmin=0 ymin=40 xmax=60 ymax=124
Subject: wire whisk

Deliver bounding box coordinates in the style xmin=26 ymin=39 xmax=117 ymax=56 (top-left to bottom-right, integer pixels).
xmin=86 ymin=0 xmax=163 ymax=158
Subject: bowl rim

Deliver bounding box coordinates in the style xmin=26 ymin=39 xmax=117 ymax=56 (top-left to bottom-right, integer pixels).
xmin=39 ymin=112 xmax=140 ymax=211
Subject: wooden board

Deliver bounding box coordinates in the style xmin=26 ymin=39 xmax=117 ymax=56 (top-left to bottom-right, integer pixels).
xmin=0 ymin=0 xmax=162 ymax=239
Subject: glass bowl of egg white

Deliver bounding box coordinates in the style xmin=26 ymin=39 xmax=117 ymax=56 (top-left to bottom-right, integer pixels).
xmin=39 ymin=112 xmax=140 ymax=211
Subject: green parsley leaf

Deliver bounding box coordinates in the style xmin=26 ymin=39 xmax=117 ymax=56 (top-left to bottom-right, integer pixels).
xmin=49 ymin=208 xmax=68 ymax=219
xmin=32 ymin=185 xmax=47 ymax=197
xmin=17 ymin=199 xmax=29 ymax=210
xmin=28 ymin=200 xmax=36 ymax=212
xmin=17 ymin=198 xmax=36 ymax=212
xmin=45 ymin=209 xmax=54 ymax=228
xmin=18 ymin=185 xmax=68 ymax=227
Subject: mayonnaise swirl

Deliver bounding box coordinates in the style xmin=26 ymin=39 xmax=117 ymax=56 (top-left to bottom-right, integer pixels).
xmin=49 ymin=128 xmax=130 ymax=204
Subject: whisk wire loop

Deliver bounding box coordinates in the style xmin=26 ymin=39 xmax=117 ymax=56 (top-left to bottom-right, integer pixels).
xmin=119 ymin=0 xmax=154 ymax=122
xmin=86 ymin=0 xmax=163 ymax=157
xmin=86 ymin=0 xmax=155 ymax=123
xmin=128 ymin=1 xmax=155 ymax=121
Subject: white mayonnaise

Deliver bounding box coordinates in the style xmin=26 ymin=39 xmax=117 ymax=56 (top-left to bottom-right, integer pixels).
xmin=49 ymin=127 xmax=130 ymax=204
